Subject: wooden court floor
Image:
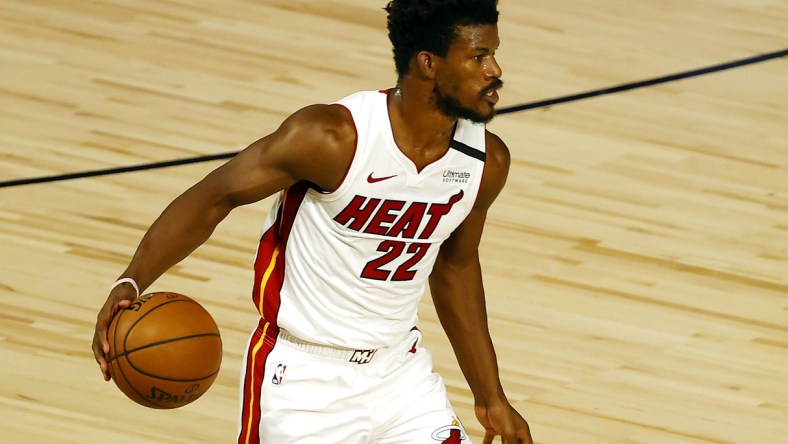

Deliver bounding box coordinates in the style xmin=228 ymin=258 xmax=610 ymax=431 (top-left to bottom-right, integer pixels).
xmin=1 ymin=1 xmax=786 ymax=442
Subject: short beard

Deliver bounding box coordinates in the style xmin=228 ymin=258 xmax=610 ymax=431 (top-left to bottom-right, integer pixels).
xmin=431 ymin=80 xmax=502 ymax=124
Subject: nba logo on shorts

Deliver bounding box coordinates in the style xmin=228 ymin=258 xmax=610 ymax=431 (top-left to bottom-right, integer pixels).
xmin=272 ymin=363 xmax=286 ymax=385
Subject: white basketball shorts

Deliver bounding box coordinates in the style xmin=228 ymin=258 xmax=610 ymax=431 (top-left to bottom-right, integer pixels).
xmin=237 ymin=320 xmax=472 ymax=443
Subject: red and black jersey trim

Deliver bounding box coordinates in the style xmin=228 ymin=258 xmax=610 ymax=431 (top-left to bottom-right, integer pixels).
xmin=250 ymin=181 xmax=310 ymax=322
xmin=239 ymin=181 xmax=309 ymax=444
xmin=449 ymin=139 xmax=486 ymax=162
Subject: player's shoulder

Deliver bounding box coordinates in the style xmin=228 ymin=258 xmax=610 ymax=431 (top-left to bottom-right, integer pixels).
xmin=266 ymin=103 xmax=357 ymax=191
xmin=280 ymin=104 xmax=356 ymax=150
xmin=473 ymin=129 xmax=510 ymax=209
xmin=484 ymin=129 xmax=511 ymax=171
xmin=282 ymin=90 xmax=390 ymax=152
xmin=285 ymin=103 xmax=355 ymax=142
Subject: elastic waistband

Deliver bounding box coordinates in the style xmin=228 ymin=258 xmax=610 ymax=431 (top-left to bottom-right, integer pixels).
xmin=277 ymin=329 xmax=382 ymax=364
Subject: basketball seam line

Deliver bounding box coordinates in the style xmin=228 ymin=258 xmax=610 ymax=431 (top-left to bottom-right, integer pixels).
xmin=127 ymin=367 xmax=221 ymax=384
xmin=111 ymin=307 xmax=168 ymax=408
xmin=123 ymin=299 xmax=202 ymax=347
xmin=109 ymin=332 xmax=222 ymax=362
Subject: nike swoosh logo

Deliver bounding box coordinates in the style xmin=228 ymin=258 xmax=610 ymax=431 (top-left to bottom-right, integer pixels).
xmin=367 ymin=173 xmax=397 ymax=183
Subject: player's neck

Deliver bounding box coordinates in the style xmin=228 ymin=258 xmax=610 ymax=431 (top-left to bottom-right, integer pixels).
xmin=387 ymin=84 xmax=457 ymax=166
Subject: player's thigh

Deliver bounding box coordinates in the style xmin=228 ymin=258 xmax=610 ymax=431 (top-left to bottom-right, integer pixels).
xmin=373 ymin=347 xmax=473 ymax=444
xmin=376 ymin=408 xmax=473 ymax=444
xmin=248 ymin=341 xmax=371 ymax=443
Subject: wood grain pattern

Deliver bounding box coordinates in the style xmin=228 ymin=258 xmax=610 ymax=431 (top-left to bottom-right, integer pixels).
xmin=1 ymin=1 xmax=786 ymax=442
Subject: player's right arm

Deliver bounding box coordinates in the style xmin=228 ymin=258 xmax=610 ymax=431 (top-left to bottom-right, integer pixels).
xmin=92 ymin=104 xmax=356 ymax=381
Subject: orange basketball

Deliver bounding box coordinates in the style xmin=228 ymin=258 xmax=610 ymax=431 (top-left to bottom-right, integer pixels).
xmin=107 ymin=292 xmax=222 ymax=409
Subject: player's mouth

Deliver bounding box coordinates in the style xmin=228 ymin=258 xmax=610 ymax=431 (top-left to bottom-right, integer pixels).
xmin=482 ymin=81 xmax=502 ymax=105
xmin=484 ymin=89 xmax=499 ymax=104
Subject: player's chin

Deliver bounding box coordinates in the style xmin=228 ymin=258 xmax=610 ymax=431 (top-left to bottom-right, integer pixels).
xmin=478 ymin=94 xmax=498 ymax=116
xmin=485 ymin=101 xmax=498 ymax=117
xmin=476 ymin=103 xmax=497 ymax=124
xmin=455 ymin=100 xmax=496 ymax=124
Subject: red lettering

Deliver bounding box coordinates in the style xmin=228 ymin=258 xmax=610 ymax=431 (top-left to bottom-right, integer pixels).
xmin=336 ymin=192 xmax=463 ymax=240
xmin=418 ymin=190 xmax=464 ymax=239
xmin=364 ymin=200 xmax=404 ymax=235
xmin=360 ymin=240 xmax=403 ymax=280
xmin=361 ymin=241 xmax=431 ymax=282
xmin=391 ymin=243 xmax=430 ymax=281
xmin=386 ymin=202 xmax=426 ymax=239
xmin=334 ymin=196 xmax=380 ymax=231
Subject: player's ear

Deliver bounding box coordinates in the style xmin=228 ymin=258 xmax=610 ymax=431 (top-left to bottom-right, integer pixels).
xmin=415 ymin=51 xmax=439 ymax=80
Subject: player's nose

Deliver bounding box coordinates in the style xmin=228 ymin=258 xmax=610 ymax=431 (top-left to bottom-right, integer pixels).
xmin=485 ymin=55 xmax=502 ymax=80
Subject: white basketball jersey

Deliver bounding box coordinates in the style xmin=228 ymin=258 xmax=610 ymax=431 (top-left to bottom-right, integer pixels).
xmin=250 ymin=90 xmax=487 ymax=348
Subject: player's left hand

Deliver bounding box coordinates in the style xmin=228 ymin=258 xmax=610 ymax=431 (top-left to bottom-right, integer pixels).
xmin=475 ymin=400 xmax=533 ymax=444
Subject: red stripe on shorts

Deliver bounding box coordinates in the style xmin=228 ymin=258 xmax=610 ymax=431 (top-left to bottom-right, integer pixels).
xmin=238 ymin=320 xmax=278 ymax=444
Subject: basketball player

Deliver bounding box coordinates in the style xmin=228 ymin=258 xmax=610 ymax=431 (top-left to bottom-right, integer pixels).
xmin=93 ymin=1 xmax=532 ymax=442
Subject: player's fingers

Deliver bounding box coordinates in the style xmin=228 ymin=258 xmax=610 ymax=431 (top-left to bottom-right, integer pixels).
xmin=91 ymin=335 xmax=103 ymax=364
xmin=94 ymin=311 xmax=110 ymax=354
xmin=501 ymin=430 xmax=518 ymax=444
xmin=95 ymin=308 xmax=113 ymax=354
xmin=519 ymin=427 xmax=534 ymax=444
xmin=94 ymin=288 xmax=136 ymax=381
xmin=95 ymin=299 xmax=121 ymax=357
xmin=513 ymin=414 xmax=533 ymax=444
xmin=96 ymin=296 xmax=132 ymax=352
xmin=91 ymin=333 xmax=111 ymax=381
xmin=100 ymin=358 xmax=110 ymax=381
